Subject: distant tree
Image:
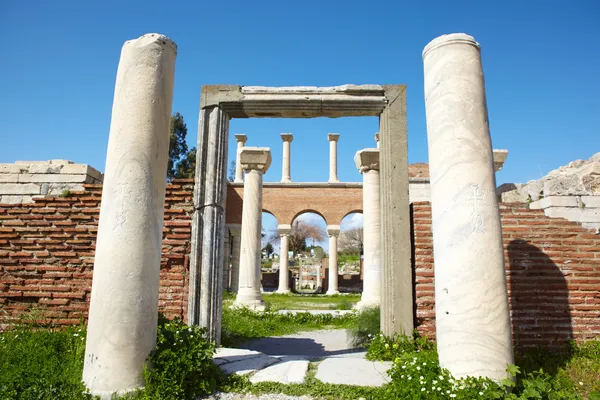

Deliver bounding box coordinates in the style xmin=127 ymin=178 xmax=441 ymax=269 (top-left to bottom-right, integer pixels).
xmin=228 ymin=160 xmax=236 ymax=182
xmin=174 ymin=148 xmax=196 ymax=179
xmin=311 ymin=245 xmax=326 ymax=259
xmin=168 ymin=113 xmax=188 ymax=180
xmin=339 ymin=227 xmax=363 ymax=254
xmin=262 ymin=243 xmax=274 ymax=257
xmin=287 ymin=220 xmax=327 ymax=256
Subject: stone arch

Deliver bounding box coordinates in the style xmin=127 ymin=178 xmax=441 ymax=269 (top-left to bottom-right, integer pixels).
xmin=290 ymin=209 xmax=328 ymax=226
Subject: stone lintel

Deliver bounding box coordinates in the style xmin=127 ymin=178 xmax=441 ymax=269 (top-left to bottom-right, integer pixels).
xmin=326 ymin=225 xmax=341 ymax=236
xmin=493 ymin=149 xmax=508 ymax=172
xmin=277 ymin=224 xmax=292 ymax=236
xmin=201 ymin=84 xmax=391 ymax=118
xmin=239 ymin=147 xmax=272 ymax=173
xmin=354 ymin=148 xmax=380 ymax=173
xmin=280 ymin=133 xmax=293 ymax=142
xmin=235 ymin=134 xmax=248 ymax=144
xmin=328 ymin=133 xmax=340 ymax=142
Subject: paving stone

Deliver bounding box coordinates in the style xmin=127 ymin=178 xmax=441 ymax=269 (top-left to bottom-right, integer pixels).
xmin=220 ymin=354 xmax=281 ymax=376
xmin=315 ymin=357 xmax=392 ymax=387
xmin=214 ymin=348 xmax=262 ymax=365
xmin=250 ymin=357 xmax=309 ymax=384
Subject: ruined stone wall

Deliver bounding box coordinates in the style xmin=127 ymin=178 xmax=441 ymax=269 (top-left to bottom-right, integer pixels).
xmin=1 ymin=183 xmax=599 ymax=350
xmin=413 ymin=202 xmax=600 ymax=349
xmin=0 ymin=160 xmax=103 ymax=204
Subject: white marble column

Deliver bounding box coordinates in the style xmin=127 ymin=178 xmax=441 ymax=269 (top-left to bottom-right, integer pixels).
xmin=83 ymin=33 xmax=176 ymax=398
xmin=280 ymin=133 xmax=293 ymax=183
xmin=276 ymin=224 xmax=292 ymax=293
xmin=228 ymin=225 xmax=242 ymax=293
xmin=234 ymin=134 xmax=247 ymax=183
xmin=423 ymin=33 xmax=514 ymax=381
xmin=222 ymin=229 xmax=231 ymax=291
xmin=326 ymin=225 xmax=340 ymax=295
xmin=328 ymin=133 xmax=340 ymax=183
xmin=354 ymin=149 xmax=381 ymax=309
xmin=374 ymin=133 xmax=380 ymax=149
xmin=234 ymin=148 xmax=271 ymax=310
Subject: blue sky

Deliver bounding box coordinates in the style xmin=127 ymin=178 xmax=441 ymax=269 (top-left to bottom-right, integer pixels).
xmin=2 ymin=1 xmax=599 ymax=251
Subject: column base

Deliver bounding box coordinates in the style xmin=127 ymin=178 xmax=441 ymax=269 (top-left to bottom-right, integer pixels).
xmin=355 ymin=298 xmax=381 ymax=310
xmin=232 ymin=300 xmax=267 ymax=312
xmin=328 ymin=179 xmax=339 ymax=183
xmin=326 ymin=289 xmax=340 ymax=295
xmin=276 ymin=289 xmax=291 ymax=294
xmin=280 ymin=179 xmax=291 ymax=183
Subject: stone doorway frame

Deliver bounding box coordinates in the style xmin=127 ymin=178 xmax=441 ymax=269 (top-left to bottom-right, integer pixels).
xmin=189 ymin=84 xmax=413 ymax=343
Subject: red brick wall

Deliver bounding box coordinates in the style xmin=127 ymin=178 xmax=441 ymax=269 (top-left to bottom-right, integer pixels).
xmin=2 ymin=185 xmax=599 ymax=350
xmin=0 ymin=179 xmax=194 ymax=328
xmin=413 ymin=202 xmax=600 ymax=349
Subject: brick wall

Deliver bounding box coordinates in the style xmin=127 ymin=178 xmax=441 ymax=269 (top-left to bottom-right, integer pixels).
xmin=1 ymin=184 xmax=599 ymax=350
xmin=0 ymin=179 xmax=194 ymax=328
xmin=413 ymin=202 xmax=600 ymax=349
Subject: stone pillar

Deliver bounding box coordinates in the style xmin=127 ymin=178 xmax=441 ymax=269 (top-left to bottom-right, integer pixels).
xmin=374 ymin=133 xmax=380 ymax=149
xmin=355 ymin=149 xmax=381 ymax=309
xmin=326 ymin=225 xmax=340 ymax=295
xmin=234 ymin=134 xmax=247 ymax=183
xmin=328 ymin=133 xmax=340 ymax=183
xmin=82 ymin=33 xmax=176 ymax=398
xmin=234 ymin=148 xmax=272 ymax=310
xmin=228 ymin=224 xmax=242 ymax=292
xmin=276 ymin=224 xmax=292 ymax=293
xmin=280 ymin=133 xmax=293 ymax=183
xmin=222 ymin=229 xmax=231 ymax=291
xmin=423 ymin=33 xmax=514 ymax=381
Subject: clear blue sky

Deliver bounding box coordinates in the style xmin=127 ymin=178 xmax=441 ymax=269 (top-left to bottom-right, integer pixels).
xmin=1 ymin=1 xmax=599 ymax=187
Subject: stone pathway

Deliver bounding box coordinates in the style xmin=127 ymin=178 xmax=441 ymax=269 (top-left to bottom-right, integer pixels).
xmin=212 ymin=329 xmax=392 ymax=389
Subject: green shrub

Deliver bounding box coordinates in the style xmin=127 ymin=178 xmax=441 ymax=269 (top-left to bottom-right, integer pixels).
xmin=0 ymin=324 xmax=92 ymax=400
xmin=347 ymin=306 xmax=380 ymax=348
xmin=142 ymin=314 xmax=219 ymax=400
xmin=366 ymin=331 xmax=434 ymax=361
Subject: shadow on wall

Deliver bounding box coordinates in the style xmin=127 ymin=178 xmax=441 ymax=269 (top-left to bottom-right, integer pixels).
xmin=507 ymin=239 xmax=573 ymax=352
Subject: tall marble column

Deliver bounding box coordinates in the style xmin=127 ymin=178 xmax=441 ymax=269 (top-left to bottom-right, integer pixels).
xmin=374 ymin=133 xmax=380 ymax=149
xmin=423 ymin=33 xmax=514 ymax=381
xmin=354 ymin=149 xmax=381 ymax=309
xmin=326 ymin=225 xmax=340 ymax=295
xmin=234 ymin=134 xmax=247 ymax=183
xmin=280 ymin=133 xmax=293 ymax=183
xmin=222 ymin=229 xmax=232 ymax=291
xmin=276 ymin=224 xmax=292 ymax=293
xmin=83 ymin=33 xmax=176 ymax=398
xmin=234 ymin=148 xmax=272 ymax=310
xmin=228 ymin=224 xmax=242 ymax=293
xmin=328 ymin=133 xmax=340 ymax=183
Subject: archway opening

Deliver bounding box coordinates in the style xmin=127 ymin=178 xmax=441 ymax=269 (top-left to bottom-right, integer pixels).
xmin=288 ymin=211 xmax=328 ymax=293
xmin=260 ymin=211 xmax=279 ymax=292
xmin=338 ymin=212 xmax=364 ymax=292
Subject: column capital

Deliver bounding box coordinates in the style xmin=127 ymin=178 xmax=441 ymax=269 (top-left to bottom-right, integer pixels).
xmin=354 ymin=148 xmax=380 ymax=173
xmin=240 ymin=147 xmax=272 ymax=173
xmin=281 ymin=133 xmax=293 ymax=142
xmin=226 ymin=223 xmax=242 ymax=236
xmin=328 ymin=133 xmax=340 ymax=142
xmin=277 ymin=224 xmax=292 ymax=236
xmin=493 ymin=149 xmax=508 ymax=172
xmin=327 ymin=225 xmax=340 ymax=237
xmin=374 ymin=133 xmax=380 ymax=144
xmin=234 ymin=134 xmax=248 ymax=144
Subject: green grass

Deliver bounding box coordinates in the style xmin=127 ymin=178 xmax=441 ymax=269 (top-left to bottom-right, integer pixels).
xmin=261 ymin=293 xmax=360 ymax=311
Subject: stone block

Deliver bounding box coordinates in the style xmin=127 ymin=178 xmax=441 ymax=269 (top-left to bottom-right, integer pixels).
xmin=250 ymin=357 xmax=309 ymax=384
xmin=49 ymin=159 xmax=74 ymax=165
xmin=15 ymin=161 xmax=48 ymax=165
xmin=529 ymin=196 xmax=579 ymax=210
xmin=0 ymin=174 xmax=19 ymax=183
xmin=581 ymin=196 xmax=600 ymax=208
xmin=0 ymin=164 xmax=25 ymax=174
xmin=220 ymin=354 xmax=280 ymax=376
xmin=0 ymin=195 xmax=34 ymax=204
xmin=18 ymin=173 xmax=89 ymax=183
xmin=62 ymin=164 xmax=103 ymax=181
xmin=213 ymin=348 xmax=263 ymax=365
xmin=28 ymin=164 xmax=64 ymax=174
xmin=544 ymin=207 xmax=600 ymax=222
xmin=543 ymin=176 xmax=587 ymax=196
xmin=47 ymin=183 xmax=85 ymax=195
xmin=315 ymin=357 xmax=392 ymax=387
xmin=0 ymin=183 xmax=41 ymax=195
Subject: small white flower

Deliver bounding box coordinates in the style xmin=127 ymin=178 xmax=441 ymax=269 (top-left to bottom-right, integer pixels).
xmin=73 ymin=333 xmax=79 ymax=337
xmin=579 ymin=382 xmax=584 ymax=386
xmin=421 ymin=388 xmax=426 ymax=392
xmin=417 ymin=366 xmax=421 ymax=370
xmin=439 ymin=375 xmax=444 ymax=380
xmin=402 ymin=365 xmax=406 ymax=369
xmin=479 ymin=392 xmax=484 ymax=396
xmin=420 ymin=376 xmax=424 ymax=380
xmin=437 ymin=387 xmax=441 ymax=391
xmin=450 ymin=394 xmax=456 ymax=398
xmin=433 ymin=380 xmax=438 ymax=384
xmin=423 ymin=362 xmax=427 ymax=365
xmin=408 ymin=376 xmax=412 ymax=380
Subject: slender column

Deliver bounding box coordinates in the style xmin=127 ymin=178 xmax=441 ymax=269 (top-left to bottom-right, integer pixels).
xmin=188 ymin=103 xmax=230 ymax=343
xmin=380 ymin=85 xmax=413 ymax=338
xmin=276 ymin=224 xmax=292 ymax=293
xmin=228 ymin=224 xmax=242 ymax=292
xmin=374 ymin=133 xmax=380 ymax=149
xmin=234 ymin=148 xmax=272 ymax=310
xmin=280 ymin=133 xmax=293 ymax=183
xmin=83 ymin=34 xmax=176 ymax=398
xmin=423 ymin=33 xmax=514 ymax=381
xmin=234 ymin=134 xmax=247 ymax=183
xmin=326 ymin=225 xmax=340 ymax=295
xmin=355 ymin=149 xmax=381 ymax=309
xmin=222 ymin=229 xmax=231 ymax=291
xmin=328 ymin=133 xmax=340 ymax=183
